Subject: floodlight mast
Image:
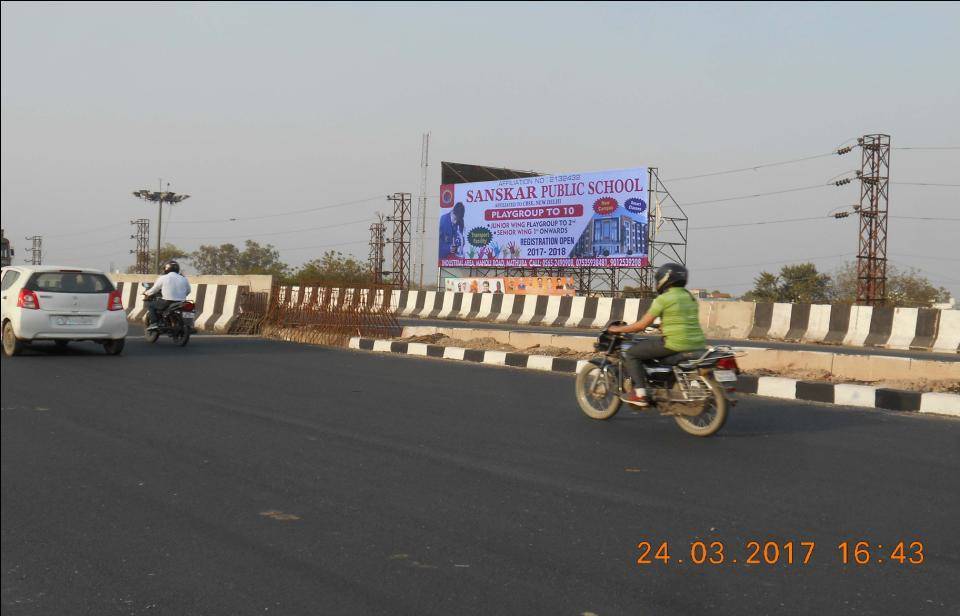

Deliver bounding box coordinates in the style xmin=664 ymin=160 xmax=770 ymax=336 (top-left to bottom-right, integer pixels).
xmin=131 ymin=188 xmax=190 ymax=273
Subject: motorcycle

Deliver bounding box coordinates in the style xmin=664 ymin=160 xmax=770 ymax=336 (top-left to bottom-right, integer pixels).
xmin=141 ymin=287 xmax=194 ymax=347
xmin=575 ymin=321 xmax=740 ymax=437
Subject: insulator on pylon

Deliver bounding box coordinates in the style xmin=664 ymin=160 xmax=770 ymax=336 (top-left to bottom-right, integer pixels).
xmin=833 ymin=212 xmax=850 ymax=218
xmin=834 ymin=178 xmax=852 ymax=186
xmin=836 ymin=146 xmax=854 ymax=155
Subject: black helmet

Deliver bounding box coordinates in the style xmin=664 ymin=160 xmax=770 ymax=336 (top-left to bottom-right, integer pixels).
xmin=654 ymin=262 xmax=687 ymax=294
xmin=163 ymin=260 xmax=181 ymax=274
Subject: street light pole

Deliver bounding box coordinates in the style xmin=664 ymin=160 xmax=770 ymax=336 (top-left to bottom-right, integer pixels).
xmin=131 ymin=188 xmax=190 ymax=273
xmin=156 ymin=195 xmax=163 ymax=274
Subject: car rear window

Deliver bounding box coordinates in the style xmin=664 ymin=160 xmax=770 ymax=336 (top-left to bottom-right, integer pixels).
xmin=26 ymin=272 xmax=115 ymax=294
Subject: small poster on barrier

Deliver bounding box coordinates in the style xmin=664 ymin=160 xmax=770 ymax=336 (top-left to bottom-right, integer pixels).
xmin=443 ymin=276 xmax=576 ymax=296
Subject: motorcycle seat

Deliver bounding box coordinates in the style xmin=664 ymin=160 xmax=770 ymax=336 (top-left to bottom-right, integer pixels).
xmin=651 ymin=350 xmax=705 ymax=366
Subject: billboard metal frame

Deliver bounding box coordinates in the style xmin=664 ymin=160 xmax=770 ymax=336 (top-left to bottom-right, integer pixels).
xmin=436 ymin=166 xmax=687 ymax=297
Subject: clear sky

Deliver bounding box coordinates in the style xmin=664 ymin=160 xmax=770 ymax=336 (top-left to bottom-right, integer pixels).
xmin=2 ymin=1 xmax=958 ymax=295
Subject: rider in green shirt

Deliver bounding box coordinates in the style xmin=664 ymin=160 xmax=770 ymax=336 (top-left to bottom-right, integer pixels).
xmin=607 ymin=263 xmax=705 ymax=406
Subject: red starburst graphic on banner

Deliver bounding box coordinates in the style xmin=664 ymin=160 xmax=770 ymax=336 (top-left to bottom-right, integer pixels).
xmin=593 ymin=197 xmax=618 ymax=215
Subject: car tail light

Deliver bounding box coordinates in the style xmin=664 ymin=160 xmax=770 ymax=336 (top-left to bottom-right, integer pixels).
xmin=183 ymin=301 xmax=195 ymax=311
xmin=107 ymin=290 xmax=124 ymax=311
xmin=17 ymin=288 xmax=40 ymax=310
xmin=716 ymin=357 xmax=739 ymax=373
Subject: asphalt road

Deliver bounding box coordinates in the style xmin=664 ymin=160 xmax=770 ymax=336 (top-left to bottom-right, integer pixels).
xmin=3 ymin=336 xmax=959 ymax=615
xmin=400 ymin=317 xmax=960 ymax=362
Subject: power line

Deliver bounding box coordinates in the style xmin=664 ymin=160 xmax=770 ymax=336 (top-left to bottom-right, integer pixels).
xmin=893 ymin=146 xmax=960 ymax=151
xmin=891 ymin=181 xmax=960 ymax=187
xmin=167 ymin=217 xmax=371 ymax=241
xmin=276 ymin=239 xmax=369 ymax=252
xmin=681 ymin=182 xmax=833 ymax=207
xmin=43 ymin=223 xmax=128 ymax=238
xmin=889 ymin=253 xmax=960 ymax=262
xmin=51 ymin=236 xmax=128 ymax=252
xmin=696 ymin=253 xmax=853 ymax=272
xmin=890 ymin=215 xmax=960 ymax=221
xmin=690 ymin=215 xmax=828 ymax=230
xmin=170 ymin=195 xmax=384 ymax=224
xmin=664 ymin=143 xmax=856 ymax=182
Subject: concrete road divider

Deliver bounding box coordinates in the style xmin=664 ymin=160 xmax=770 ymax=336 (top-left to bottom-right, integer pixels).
xmin=114 ymin=279 xmax=248 ymax=333
xmin=933 ymin=310 xmax=960 ymax=353
xmin=321 ymin=288 xmax=959 ymax=354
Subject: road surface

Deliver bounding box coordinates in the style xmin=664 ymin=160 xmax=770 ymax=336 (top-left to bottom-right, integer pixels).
xmin=3 ymin=336 xmax=958 ymax=614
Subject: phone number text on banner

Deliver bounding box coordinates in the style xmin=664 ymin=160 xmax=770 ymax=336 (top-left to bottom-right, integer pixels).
xmin=438 ymin=167 xmax=650 ymax=268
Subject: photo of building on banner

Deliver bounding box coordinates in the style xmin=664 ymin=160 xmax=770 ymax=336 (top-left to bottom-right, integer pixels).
xmin=444 ymin=276 xmax=576 ymax=296
xmin=438 ymin=167 xmax=649 ymax=268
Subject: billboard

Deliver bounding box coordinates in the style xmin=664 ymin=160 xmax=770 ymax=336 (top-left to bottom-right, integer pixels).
xmin=444 ymin=276 xmax=576 ymax=296
xmin=438 ymin=167 xmax=649 ymax=268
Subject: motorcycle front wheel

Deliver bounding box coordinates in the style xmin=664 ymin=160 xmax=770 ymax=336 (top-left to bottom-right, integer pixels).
xmin=575 ymin=362 xmax=621 ymax=420
xmin=673 ymin=377 xmax=728 ymax=437
xmin=144 ymin=315 xmax=159 ymax=343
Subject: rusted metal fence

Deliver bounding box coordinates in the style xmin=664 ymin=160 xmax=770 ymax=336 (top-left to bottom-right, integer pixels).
xmin=259 ymin=284 xmax=400 ymax=346
xmin=228 ymin=290 xmax=271 ymax=335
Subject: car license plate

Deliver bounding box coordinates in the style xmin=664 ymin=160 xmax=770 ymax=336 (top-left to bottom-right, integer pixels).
xmin=53 ymin=316 xmax=95 ymax=326
xmin=714 ymin=370 xmax=737 ymax=383
xmin=182 ymin=311 xmax=196 ymax=320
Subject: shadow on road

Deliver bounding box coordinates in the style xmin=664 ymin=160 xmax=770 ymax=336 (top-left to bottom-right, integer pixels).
xmin=718 ymin=398 xmax=888 ymax=437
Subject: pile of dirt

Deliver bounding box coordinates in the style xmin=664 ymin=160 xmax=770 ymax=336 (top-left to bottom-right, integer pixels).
xmin=393 ymin=335 xmax=958 ymax=393
xmin=750 ymin=368 xmax=959 ymax=394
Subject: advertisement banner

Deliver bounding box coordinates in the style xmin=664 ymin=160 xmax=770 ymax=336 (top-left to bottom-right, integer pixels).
xmin=444 ymin=276 xmax=576 ymax=296
xmin=438 ymin=167 xmax=649 ymax=268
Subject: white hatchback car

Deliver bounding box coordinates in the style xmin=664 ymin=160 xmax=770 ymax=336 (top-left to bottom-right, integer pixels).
xmin=1 ymin=265 xmax=129 ymax=356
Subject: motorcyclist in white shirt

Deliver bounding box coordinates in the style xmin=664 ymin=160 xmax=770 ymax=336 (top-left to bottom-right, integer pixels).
xmin=144 ymin=260 xmax=191 ymax=331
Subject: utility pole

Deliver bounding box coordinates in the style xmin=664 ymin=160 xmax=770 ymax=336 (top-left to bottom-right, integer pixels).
xmin=25 ymin=235 xmax=42 ymax=265
xmin=132 ymin=184 xmax=189 ymax=273
xmin=416 ymin=132 xmax=430 ymax=288
xmin=130 ymin=218 xmax=151 ymax=274
xmin=855 ymin=134 xmax=890 ymax=305
xmin=368 ymin=214 xmax=386 ymax=284
xmin=385 ymin=192 xmax=412 ymax=289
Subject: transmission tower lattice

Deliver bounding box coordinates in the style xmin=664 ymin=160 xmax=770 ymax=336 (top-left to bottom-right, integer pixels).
xmin=386 ymin=192 xmax=412 ymax=289
xmin=368 ymin=214 xmax=387 ymax=284
xmin=130 ymin=218 xmax=151 ymax=274
xmin=855 ymin=134 xmax=890 ymax=305
xmin=25 ymin=235 xmax=42 ymax=265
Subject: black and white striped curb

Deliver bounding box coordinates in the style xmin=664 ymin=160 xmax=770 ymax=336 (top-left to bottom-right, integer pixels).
xmin=734 ymin=374 xmax=959 ymax=416
xmin=348 ymin=337 xmax=589 ymax=374
xmin=348 ymin=337 xmax=960 ymax=417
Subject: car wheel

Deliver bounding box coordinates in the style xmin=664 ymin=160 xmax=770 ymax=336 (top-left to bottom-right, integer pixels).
xmin=2 ymin=321 xmax=25 ymax=357
xmin=103 ymin=338 xmax=126 ymax=356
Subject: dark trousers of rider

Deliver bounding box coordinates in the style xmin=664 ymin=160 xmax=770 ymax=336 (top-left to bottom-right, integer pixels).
xmin=623 ymin=336 xmax=673 ymax=388
xmin=147 ymin=298 xmax=174 ymax=325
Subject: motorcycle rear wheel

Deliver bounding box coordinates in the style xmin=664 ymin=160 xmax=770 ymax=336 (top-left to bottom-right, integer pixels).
xmin=673 ymin=378 xmax=728 ymax=437
xmin=170 ymin=315 xmax=190 ymax=347
xmin=575 ymin=362 xmax=621 ymax=420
